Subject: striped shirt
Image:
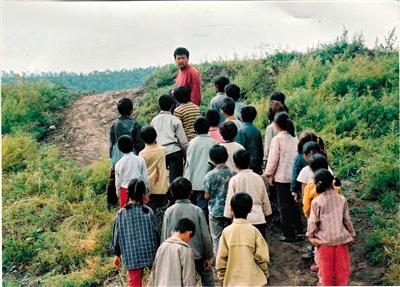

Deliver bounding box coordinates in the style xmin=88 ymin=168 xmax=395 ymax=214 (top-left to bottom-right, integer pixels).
xmin=173 ymin=102 xmax=200 ymax=142
xmin=307 ymin=189 xmax=356 ymax=246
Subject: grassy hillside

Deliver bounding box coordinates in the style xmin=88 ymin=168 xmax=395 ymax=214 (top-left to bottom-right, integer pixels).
xmin=2 ymin=32 xmax=399 ymax=285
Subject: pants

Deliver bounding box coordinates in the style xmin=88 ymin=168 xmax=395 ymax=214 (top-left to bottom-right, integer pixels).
xmin=107 ymin=168 xmax=118 ymax=207
xmin=148 ymin=194 xmax=168 ymax=211
xmin=275 ymin=182 xmax=303 ymax=239
xmin=253 ymin=223 xmax=267 ymax=240
xmin=166 ymin=150 xmax=184 ymax=183
xmin=209 ymin=216 xmax=231 ymax=256
xmin=317 ymin=244 xmax=350 ymax=286
xmin=128 ymin=268 xmax=143 ymax=287
xmin=190 ymin=190 xmax=209 ymax=224
xmin=119 ymin=187 xmax=128 ymax=208
xmin=195 ymin=259 xmax=215 ymax=286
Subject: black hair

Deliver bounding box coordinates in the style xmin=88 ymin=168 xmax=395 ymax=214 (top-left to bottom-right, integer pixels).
xmin=309 ymin=154 xmax=328 ymax=172
xmin=233 ymin=149 xmax=250 ymax=170
xmin=303 ymin=141 xmax=321 ymax=156
xmin=159 ymin=94 xmax=175 ymax=111
xmin=231 ymin=192 xmax=253 ymax=219
xmin=174 ymin=86 xmax=191 ymax=103
xmin=117 ymin=98 xmax=133 ymax=116
xmin=225 ymin=84 xmax=241 ymax=101
xmin=174 ymin=218 xmax=196 ymax=238
xmin=314 ymin=169 xmax=334 ymax=194
xmin=174 ymin=47 xmax=190 ymax=58
xmin=117 ymin=135 xmax=133 ymax=153
xmin=274 ymin=112 xmax=296 ymax=137
xmin=271 ymin=91 xmax=286 ymax=104
xmin=194 ymin=116 xmax=210 ymax=135
xmin=209 ymin=145 xmax=228 ymax=164
xmin=241 ymin=105 xmax=257 ymax=123
xmin=205 ymin=109 xmax=220 ymax=127
xmin=170 ymin=177 xmax=192 ymax=200
xmin=297 ymin=131 xmax=326 ymax=157
xmin=213 ymin=76 xmax=230 ymax=92
xmin=126 ymin=178 xmax=149 ymax=213
xmin=140 ymin=126 xmax=157 ymax=145
xmin=267 ymin=100 xmax=286 ymax=122
xmin=219 ymin=121 xmax=238 ymax=142
xmin=221 ymin=97 xmax=235 ymax=116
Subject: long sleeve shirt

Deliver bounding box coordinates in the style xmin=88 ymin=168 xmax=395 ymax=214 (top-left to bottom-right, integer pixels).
xmin=162 ymin=199 xmax=214 ymax=260
xmin=290 ymin=154 xmax=308 ymax=195
xmin=173 ymin=102 xmax=201 ymax=142
xmin=307 ymin=189 xmax=356 ymax=246
xmin=209 ymin=92 xmax=228 ymax=125
xmin=216 ymin=218 xmax=269 ymax=286
xmin=220 ymin=142 xmax=245 ymax=172
xmin=224 ymin=169 xmax=272 ymax=225
xmin=265 ymin=131 xmax=298 ymax=183
xmin=175 ymin=65 xmax=202 ymax=106
xmin=303 ymin=182 xmax=341 ymax=217
xmin=236 ymin=122 xmax=264 ymax=174
xmin=151 ymin=111 xmax=188 ymax=155
xmin=263 ymin=123 xmax=278 ymax=161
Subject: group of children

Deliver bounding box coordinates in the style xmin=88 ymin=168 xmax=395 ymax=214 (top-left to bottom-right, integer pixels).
xmin=108 ymin=76 xmax=356 ymax=287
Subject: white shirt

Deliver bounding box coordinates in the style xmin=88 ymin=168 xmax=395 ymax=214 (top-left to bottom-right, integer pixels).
xmin=297 ymin=165 xmax=333 ymax=184
xmin=220 ymin=142 xmax=245 ymax=172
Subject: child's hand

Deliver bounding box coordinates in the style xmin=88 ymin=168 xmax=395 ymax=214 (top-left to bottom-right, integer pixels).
xmin=143 ymin=195 xmax=150 ymax=204
xmin=204 ymin=259 xmax=213 ymax=271
xmin=309 ymin=238 xmax=320 ymax=247
xmin=267 ymin=176 xmax=274 ymax=186
xmin=113 ymin=256 xmax=121 ymax=268
xmin=292 ymin=193 xmax=299 ymax=203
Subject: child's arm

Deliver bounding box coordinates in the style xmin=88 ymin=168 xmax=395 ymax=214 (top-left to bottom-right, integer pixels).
xmin=115 ymin=168 xmax=121 ymax=198
xmin=181 ymin=247 xmax=197 ymax=286
xmin=109 ymin=123 xmax=115 ymax=158
xmin=261 ymin=181 xmax=272 ymax=217
xmin=132 ymin=122 xmax=145 ymax=154
xmin=264 ymin=137 xmax=279 ymax=177
xmin=254 ymin=230 xmax=270 ymax=277
xmin=161 ymin=209 xmax=169 ymax=242
xmin=140 ymin=161 xmax=150 ymax=195
xmin=302 ymin=184 xmax=312 ymax=218
xmin=111 ymin=216 xmax=121 ymax=267
xmin=223 ymin=180 xmax=235 ymax=219
xmin=215 ymin=231 xmax=228 ymax=282
xmin=343 ymin=199 xmax=356 ymax=238
xmin=307 ymin=200 xmax=320 ymax=245
xmin=175 ymin=120 xmax=189 ymax=152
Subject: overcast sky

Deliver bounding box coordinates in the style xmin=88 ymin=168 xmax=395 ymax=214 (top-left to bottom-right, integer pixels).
xmin=2 ymin=1 xmax=398 ymax=73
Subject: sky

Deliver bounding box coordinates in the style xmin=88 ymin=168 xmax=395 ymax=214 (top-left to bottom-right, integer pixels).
xmin=2 ymin=1 xmax=398 ymax=73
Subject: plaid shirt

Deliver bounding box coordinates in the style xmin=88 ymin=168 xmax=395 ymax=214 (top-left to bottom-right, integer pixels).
xmin=111 ymin=203 xmax=160 ymax=270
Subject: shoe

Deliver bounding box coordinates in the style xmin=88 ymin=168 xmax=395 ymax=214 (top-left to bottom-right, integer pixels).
xmin=278 ymin=235 xmax=299 ymax=242
xmin=302 ymin=250 xmax=314 ymax=259
xmin=310 ymin=263 xmax=319 ymax=272
xmin=296 ymin=234 xmax=305 ymax=241
xmin=307 ymin=245 xmax=314 ymax=252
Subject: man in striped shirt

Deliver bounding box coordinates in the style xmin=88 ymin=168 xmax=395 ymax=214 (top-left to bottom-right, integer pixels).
xmin=173 ymin=86 xmax=201 ymax=142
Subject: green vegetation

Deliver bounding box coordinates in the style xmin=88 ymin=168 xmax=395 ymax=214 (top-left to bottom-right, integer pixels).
xmin=2 ymin=31 xmax=399 ymax=285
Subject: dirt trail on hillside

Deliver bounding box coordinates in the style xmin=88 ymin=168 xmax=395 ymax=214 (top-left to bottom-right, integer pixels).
xmin=45 ymin=89 xmax=144 ymax=165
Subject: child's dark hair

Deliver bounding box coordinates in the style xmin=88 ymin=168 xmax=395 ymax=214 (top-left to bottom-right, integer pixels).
xmin=194 ymin=116 xmax=210 ymax=135
xmin=297 ymin=131 xmax=326 ymax=156
xmin=225 ymin=84 xmax=241 ymax=101
xmin=221 ymin=97 xmax=235 ymax=116
xmin=233 ymin=149 xmax=250 ymax=170
xmin=219 ymin=121 xmax=238 ymax=142
xmin=117 ymin=135 xmax=133 ymax=153
xmin=174 ymin=86 xmax=191 ymax=103
xmin=159 ymin=94 xmax=175 ymax=111
xmin=270 ymin=91 xmax=289 ymax=114
xmin=231 ymin=192 xmax=253 ymax=219
xmin=174 ymin=218 xmax=196 ymax=238
xmin=274 ymin=112 xmax=296 ymax=137
xmin=209 ymin=145 xmax=228 ymax=164
xmin=117 ymin=98 xmax=133 ymax=116
xmin=267 ymin=100 xmax=286 ymax=122
xmin=140 ymin=126 xmax=157 ymax=145
xmin=314 ymin=169 xmax=334 ymax=194
xmin=309 ymin=154 xmax=328 ymax=172
xmin=126 ymin=178 xmax=149 ymax=213
xmin=174 ymin=47 xmax=190 ymax=58
xmin=205 ymin=109 xmax=220 ymax=127
xmin=170 ymin=177 xmax=192 ymax=200
xmin=213 ymin=76 xmax=230 ymax=93
xmin=303 ymin=141 xmax=321 ymax=156
xmin=241 ymin=105 xmax=257 ymax=123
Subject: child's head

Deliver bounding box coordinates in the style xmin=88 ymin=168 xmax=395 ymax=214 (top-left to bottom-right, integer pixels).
xmin=267 ymin=100 xmax=285 ymax=122
xmin=140 ymin=126 xmax=157 ymax=145
xmin=173 ymin=218 xmax=196 ymax=243
xmin=303 ymin=141 xmax=321 ymax=161
xmin=159 ymin=94 xmax=175 ymax=111
xmin=205 ymin=109 xmax=220 ymax=128
xmin=117 ymin=98 xmax=133 ymax=116
xmin=219 ymin=121 xmax=238 ymax=142
xmin=233 ymin=149 xmax=250 ymax=170
xmin=213 ymin=76 xmax=230 ymax=93
xmin=270 ymin=91 xmax=286 ymax=105
xmin=117 ymin=135 xmax=133 ymax=153
xmin=194 ymin=116 xmax=210 ymax=135
xmin=309 ymin=154 xmax=328 ymax=172
xmin=220 ymin=97 xmax=236 ymax=117
xmin=225 ymin=84 xmax=241 ymax=101
xmin=174 ymin=86 xmax=191 ymax=104
xmin=241 ymin=105 xmax=257 ymax=123
xmin=230 ymin=192 xmax=253 ymax=219
xmin=274 ymin=112 xmax=295 ymax=137
xmin=170 ymin=177 xmax=192 ymax=200
xmin=126 ymin=178 xmax=149 ymax=212
xmin=209 ymin=145 xmax=228 ymax=165
xmin=297 ymin=131 xmax=318 ymax=154
xmin=314 ymin=169 xmax=334 ymax=194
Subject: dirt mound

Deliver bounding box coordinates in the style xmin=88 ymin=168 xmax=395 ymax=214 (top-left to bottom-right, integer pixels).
xmin=46 ymin=88 xmax=144 ymax=165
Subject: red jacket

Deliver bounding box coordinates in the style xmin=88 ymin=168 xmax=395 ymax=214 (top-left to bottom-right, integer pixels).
xmin=175 ymin=65 xmax=201 ymax=106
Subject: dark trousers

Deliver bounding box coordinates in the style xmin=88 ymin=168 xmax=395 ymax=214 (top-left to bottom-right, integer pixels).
xmin=253 ymin=223 xmax=267 ymax=240
xmin=148 ymin=194 xmax=168 ymax=211
xmin=194 ymin=259 xmax=215 ymax=286
xmin=106 ymin=168 xmax=118 ymax=208
xmin=166 ymin=150 xmax=184 ymax=183
xmin=190 ymin=190 xmax=209 ymax=224
xmin=275 ymin=182 xmax=303 ymax=239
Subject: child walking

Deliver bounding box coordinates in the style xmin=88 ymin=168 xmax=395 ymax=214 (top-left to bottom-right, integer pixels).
xmin=216 ymin=192 xmax=270 ymax=286
xmin=221 ymin=97 xmax=244 ymax=130
xmin=206 ymin=109 xmax=224 ymax=143
xmin=149 ymin=218 xmax=197 ymax=287
xmin=111 ymin=179 xmax=159 ymax=287
xmin=308 ymin=169 xmax=355 ymax=286
xmin=219 ymin=121 xmax=245 ymax=171
xmin=225 ymin=83 xmax=245 ymax=121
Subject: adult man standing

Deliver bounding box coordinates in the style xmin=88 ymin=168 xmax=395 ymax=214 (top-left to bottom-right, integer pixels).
xmin=174 ymin=47 xmax=202 ymax=106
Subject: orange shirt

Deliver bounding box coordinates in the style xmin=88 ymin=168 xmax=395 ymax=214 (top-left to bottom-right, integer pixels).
xmin=303 ymin=181 xmax=341 ymax=217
